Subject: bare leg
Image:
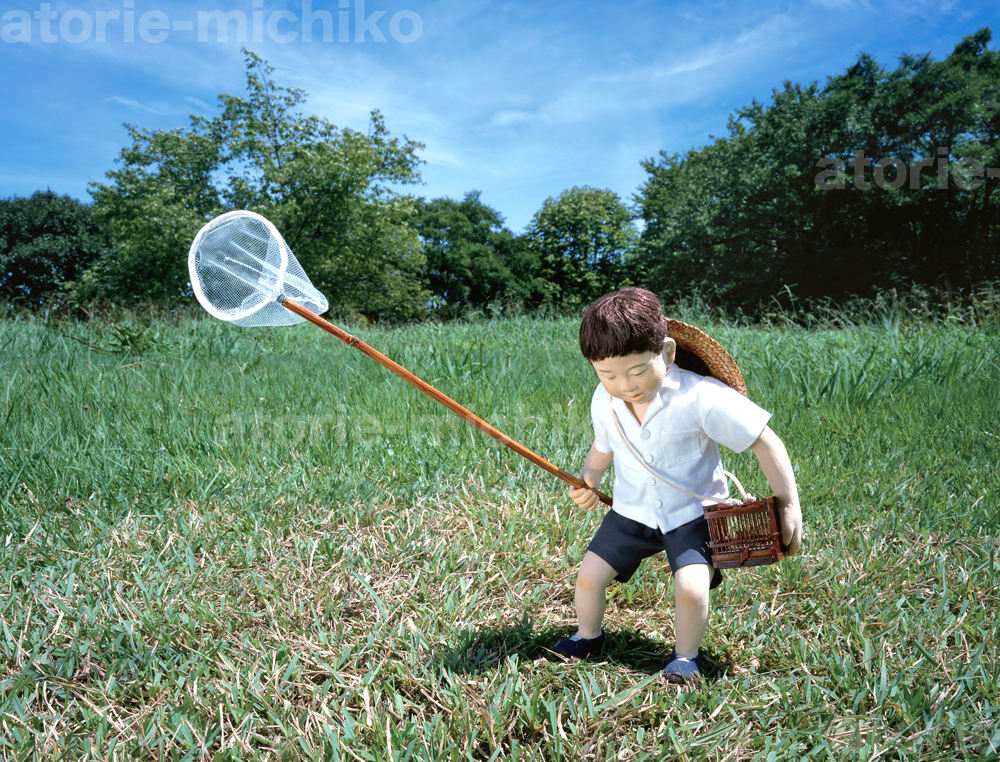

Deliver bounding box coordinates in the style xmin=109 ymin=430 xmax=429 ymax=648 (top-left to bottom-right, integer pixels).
xmin=574 ymin=551 xmax=620 ymax=639
xmin=673 ymin=563 xmax=711 ymax=657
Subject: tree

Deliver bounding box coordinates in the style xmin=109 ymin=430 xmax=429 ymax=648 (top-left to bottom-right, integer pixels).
xmin=0 ymin=190 xmax=113 ymax=303
xmin=410 ymin=191 xmax=546 ymax=315
xmin=87 ymin=127 xmax=222 ymax=302
xmin=636 ymin=28 xmax=1000 ymax=311
xmin=89 ymin=50 xmax=429 ymax=321
xmin=524 ymin=186 xmax=638 ymax=307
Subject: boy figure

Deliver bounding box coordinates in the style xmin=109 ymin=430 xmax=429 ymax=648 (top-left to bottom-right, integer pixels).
xmin=555 ymin=288 xmax=802 ymax=684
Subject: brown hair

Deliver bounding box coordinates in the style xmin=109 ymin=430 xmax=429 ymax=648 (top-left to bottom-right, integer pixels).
xmin=579 ymin=287 xmax=669 ymax=362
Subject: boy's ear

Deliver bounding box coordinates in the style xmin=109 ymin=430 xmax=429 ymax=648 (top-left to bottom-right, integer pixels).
xmin=663 ymin=337 xmax=677 ymax=365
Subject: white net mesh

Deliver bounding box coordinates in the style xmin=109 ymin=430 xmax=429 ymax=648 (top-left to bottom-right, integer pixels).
xmin=188 ymin=211 xmax=329 ymax=327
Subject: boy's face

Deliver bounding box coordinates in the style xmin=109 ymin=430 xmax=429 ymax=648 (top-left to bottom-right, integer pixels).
xmin=591 ymin=338 xmax=676 ymax=405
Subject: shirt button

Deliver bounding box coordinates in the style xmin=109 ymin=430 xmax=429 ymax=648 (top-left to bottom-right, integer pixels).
xmin=655 ymin=500 xmax=663 ymax=509
xmin=646 ymin=477 xmax=656 ymax=486
xmin=640 ymin=430 xmax=651 ymax=440
xmin=645 ymin=453 xmax=654 ymax=463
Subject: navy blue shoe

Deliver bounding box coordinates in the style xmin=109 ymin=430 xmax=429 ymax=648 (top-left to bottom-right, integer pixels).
xmin=553 ymin=631 xmax=606 ymax=659
xmin=663 ymin=648 xmax=702 ymax=685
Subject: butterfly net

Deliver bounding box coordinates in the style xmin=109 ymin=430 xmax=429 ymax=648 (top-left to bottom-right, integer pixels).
xmin=188 ymin=211 xmax=329 ymax=327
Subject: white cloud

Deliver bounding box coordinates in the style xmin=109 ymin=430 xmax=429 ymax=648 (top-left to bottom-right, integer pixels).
xmin=811 ymin=0 xmax=861 ymax=9
xmin=614 ymin=14 xmax=799 ymax=82
xmin=104 ymin=96 xmax=165 ymax=114
xmin=812 ymin=0 xmax=961 ymax=17
xmin=489 ymin=110 xmax=540 ymax=127
xmin=420 ymin=149 xmax=464 ymax=168
xmin=894 ymin=0 xmax=959 ymax=19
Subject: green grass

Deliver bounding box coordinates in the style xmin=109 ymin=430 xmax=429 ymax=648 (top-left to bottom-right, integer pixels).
xmin=1 ymin=311 xmax=998 ymax=761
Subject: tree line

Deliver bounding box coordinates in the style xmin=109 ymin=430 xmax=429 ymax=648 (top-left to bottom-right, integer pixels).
xmin=3 ymin=33 xmax=1000 ymax=321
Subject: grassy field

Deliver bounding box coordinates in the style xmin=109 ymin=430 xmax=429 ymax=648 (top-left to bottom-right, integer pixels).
xmin=1 ymin=309 xmax=998 ymax=761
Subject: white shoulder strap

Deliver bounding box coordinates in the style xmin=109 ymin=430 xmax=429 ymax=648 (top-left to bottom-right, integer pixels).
xmin=608 ymin=392 xmax=749 ymax=505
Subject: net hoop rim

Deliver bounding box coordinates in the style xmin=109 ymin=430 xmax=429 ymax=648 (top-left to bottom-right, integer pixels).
xmin=188 ymin=210 xmax=288 ymax=324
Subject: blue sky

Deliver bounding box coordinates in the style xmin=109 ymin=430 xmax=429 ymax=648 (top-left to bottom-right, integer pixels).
xmin=2 ymin=0 xmax=998 ymax=231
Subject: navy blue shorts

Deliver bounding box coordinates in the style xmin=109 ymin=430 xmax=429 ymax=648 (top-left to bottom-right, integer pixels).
xmin=588 ymin=510 xmax=723 ymax=589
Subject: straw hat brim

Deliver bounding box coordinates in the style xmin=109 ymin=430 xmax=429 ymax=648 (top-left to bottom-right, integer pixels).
xmin=666 ymin=319 xmax=747 ymax=397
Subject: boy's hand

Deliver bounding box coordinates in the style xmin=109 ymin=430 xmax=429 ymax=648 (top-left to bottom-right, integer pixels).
xmin=568 ymin=476 xmax=602 ymax=511
xmin=779 ymin=500 xmax=803 ymax=556
xmin=569 ymin=445 xmax=613 ymax=511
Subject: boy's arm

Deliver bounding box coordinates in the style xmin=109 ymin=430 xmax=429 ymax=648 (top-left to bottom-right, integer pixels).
xmin=748 ymin=426 xmax=803 ymax=556
xmin=568 ymin=444 xmax=614 ymax=511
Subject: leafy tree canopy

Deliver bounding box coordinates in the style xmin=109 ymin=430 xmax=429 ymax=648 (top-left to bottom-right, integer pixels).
xmin=524 ymin=186 xmax=638 ymax=308
xmin=0 ymin=190 xmax=113 ymax=304
xmin=636 ymin=28 xmax=1000 ymax=311
xmin=410 ymin=191 xmax=547 ymax=316
xmin=88 ymin=50 xmax=428 ymax=321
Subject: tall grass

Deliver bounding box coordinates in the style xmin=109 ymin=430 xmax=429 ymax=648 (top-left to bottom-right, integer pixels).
xmin=1 ymin=311 xmax=998 ymax=761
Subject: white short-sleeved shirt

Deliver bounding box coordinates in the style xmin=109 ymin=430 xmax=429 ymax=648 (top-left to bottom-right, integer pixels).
xmin=591 ymin=365 xmax=771 ymax=533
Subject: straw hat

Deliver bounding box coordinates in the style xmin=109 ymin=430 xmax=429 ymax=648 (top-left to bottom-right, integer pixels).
xmin=666 ymin=319 xmax=747 ymax=397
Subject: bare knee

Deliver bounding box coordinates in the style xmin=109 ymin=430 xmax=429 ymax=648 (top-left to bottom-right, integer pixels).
xmin=674 ymin=565 xmax=711 ymax=607
xmin=675 ymin=582 xmax=708 ymax=608
xmin=577 ymin=551 xmax=617 ymax=593
xmin=577 ymin=571 xmax=608 ymax=594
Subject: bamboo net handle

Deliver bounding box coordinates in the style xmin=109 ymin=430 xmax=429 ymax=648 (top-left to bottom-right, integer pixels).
xmin=281 ymin=297 xmax=613 ymax=507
